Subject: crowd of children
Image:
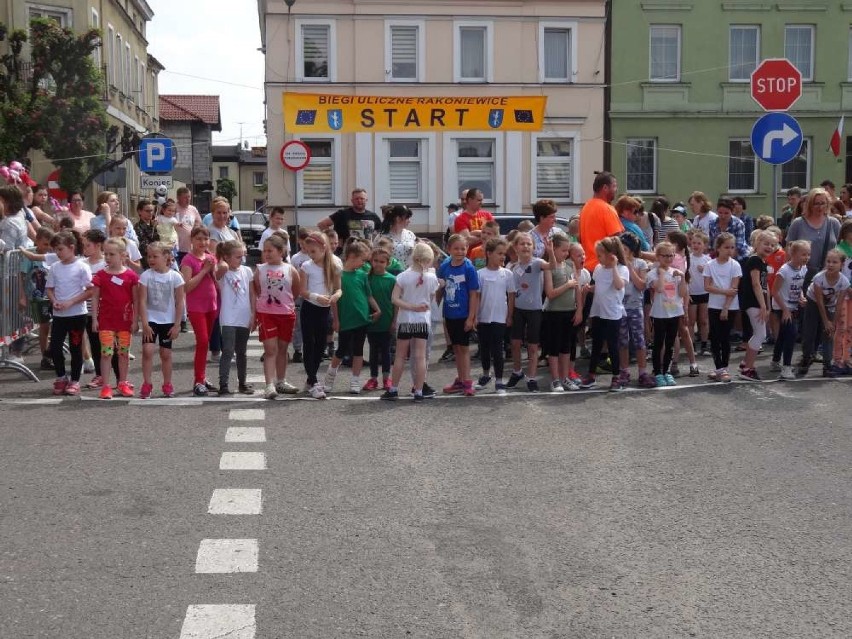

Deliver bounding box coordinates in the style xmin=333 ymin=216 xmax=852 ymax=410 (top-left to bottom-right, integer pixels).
xmin=8 ymin=187 xmax=852 ymax=400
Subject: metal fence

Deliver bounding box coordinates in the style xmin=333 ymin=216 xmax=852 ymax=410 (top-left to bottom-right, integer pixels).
xmin=0 ymin=249 xmax=39 ymax=382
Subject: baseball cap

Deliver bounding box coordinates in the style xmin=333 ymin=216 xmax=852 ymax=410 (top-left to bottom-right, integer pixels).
xmin=671 ymin=203 xmax=687 ymax=216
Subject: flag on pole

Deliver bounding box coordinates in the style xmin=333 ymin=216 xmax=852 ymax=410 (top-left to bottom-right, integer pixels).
xmin=830 ymin=115 xmax=844 ymax=157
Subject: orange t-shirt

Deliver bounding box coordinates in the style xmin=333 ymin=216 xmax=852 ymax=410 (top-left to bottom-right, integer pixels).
xmin=454 ymin=209 xmax=495 ymax=256
xmin=766 ymin=247 xmax=787 ymax=296
xmin=579 ymin=197 xmax=623 ymax=271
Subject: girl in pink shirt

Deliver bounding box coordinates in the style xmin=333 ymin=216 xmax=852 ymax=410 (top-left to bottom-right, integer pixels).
xmin=180 ymin=226 xmax=218 ymax=395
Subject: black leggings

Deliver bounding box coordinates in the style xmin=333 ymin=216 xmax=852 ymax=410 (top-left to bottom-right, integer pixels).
xmin=477 ymin=322 xmax=506 ymax=379
xmin=652 ymin=316 xmax=680 ymax=375
xmin=588 ymin=318 xmax=620 ymax=376
xmin=51 ymin=315 xmax=87 ymax=381
xmin=800 ymin=300 xmax=833 ymax=367
xmin=367 ymin=331 xmax=391 ymax=378
xmin=772 ymin=309 xmax=799 ymax=366
xmin=300 ymin=301 xmax=329 ymax=386
xmin=708 ymin=308 xmax=736 ymax=371
xmin=86 ymin=316 xmax=119 ymax=379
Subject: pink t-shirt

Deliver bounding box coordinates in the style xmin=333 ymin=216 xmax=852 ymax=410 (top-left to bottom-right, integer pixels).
xmin=255 ymin=263 xmax=296 ymax=315
xmin=65 ymin=209 xmax=95 ymax=232
xmin=182 ymin=252 xmax=219 ymax=313
xmin=176 ymin=204 xmax=202 ymax=253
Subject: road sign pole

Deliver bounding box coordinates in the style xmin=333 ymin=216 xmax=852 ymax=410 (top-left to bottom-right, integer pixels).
xmin=773 ymin=164 xmax=779 ymax=221
xmin=293 ymin=171 xmax=299 ymax=234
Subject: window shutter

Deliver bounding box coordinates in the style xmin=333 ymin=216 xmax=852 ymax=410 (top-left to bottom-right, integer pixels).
xmin=389 ymin=163 xmax=420 ymax=202
xmin=391 ymin=26 xmax=417 ymax=79
xmin=302 ymin=165 xmax=333 ymax=202
xmin=303 ymin=25 xmax=330 ymax=78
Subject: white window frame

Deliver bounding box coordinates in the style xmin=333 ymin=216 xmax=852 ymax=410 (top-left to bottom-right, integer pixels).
xmin=443 ymin=132 xmax=504 ymax=209
xmin=538 ymin=21 xmax=578 ymax=84
xmin=384 ymin=20 xmax=425 ymax=83
xmin=253 ymin=171 xmax=266 ymax=187
xmin=785 ymin=24 xmax=814 ymax=82
xmin=848 ymin=28 xmax=852 ymax=81
xmin=295 ymin=135 xmax=341 ymax=206
xmin=728 ymin=139 xmax=758 ymax=194
xmin=375 ymin=134 xmax=433 ymax=207
xmin=107 ymin=24 xmax=115 ymax=87
xmin=124 ymin=42 xmax=132 ymax=98
xmin=27 ymin=4 xmax=72 ymax=28
xmin=649 ymin=24 xmax=681 ymax=83
xmin=115 ymin=33 xmax=123 ymax=92
xmin=139 ymin=61 xmax=146 ymax=109
xmin=530 ymin=132 xmax=579 ymax=204
xmin=90 ymin=8 xmax=101 ymax=70
xmin=295 ymin=19 xmax=336 ymax=82
xmin=624 ymin=138 xmax=657 ymax=195
xmin=729 ymin=25 xmax=760 ymax=82
xmin=781 ymin=137 xmax=811 ymax=192
xmin=453 ymin=20 xmax=494 ymax=83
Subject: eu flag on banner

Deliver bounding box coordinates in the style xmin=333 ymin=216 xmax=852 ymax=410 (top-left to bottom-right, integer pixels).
xmin=296 ymin=110 xmax=317 ymax=125
xmin=514 ymin=109 xmax=534 ymax=124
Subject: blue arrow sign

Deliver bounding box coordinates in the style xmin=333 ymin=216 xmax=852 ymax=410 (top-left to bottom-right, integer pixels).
xmin=751 ymin=113 xmax=803 ymax=165
xmin=136 ymin=136 xmax=177 ymax=173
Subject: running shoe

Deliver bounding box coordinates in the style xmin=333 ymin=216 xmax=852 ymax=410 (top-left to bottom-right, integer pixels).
xmin=362 ymin=378 xmax=379 ymax=392
xmin=238 ymin=384 xmax=255 ymax=395
xmin=203 ymin=379 xmax=217 ymax=391
xmin=64 ymin=381 xmax=81 ymax=396
xmin=495 ymin=382 xmax=507 ymax=395
xmin=291 ymin=350 xmax=303 ymax=363
xmin=140 ymin=383 xmax=153 ymax=399
xmin=637 ymin=372 xmax=657 ymax=388
xmin=779 ymin=366 xmax=796 ymax=380
xmin=609 ymin=377 xmax=626 ymax=392
xmin=505 ymin=371 xmax=525 ymax=388
xmin=561 ymin=378 xmax=580 ymax=391
xmin=462 ymin=380 xmax=475 ymax=396
xmin=526 ymin=378 xmax=540 ymax=393
xmin=738 ymin=367 xmax=760 ymax=381
xmin=85 ymin=375 xmax=103 ymax=389
xmin=719 ymin=370 xmax=732 ymax=383
xmin=309 ymin=383 xmax=327 ymax=399
xmin=550 ymin=379 xmax=564 ymax=393
xmin=475 ymin=375 xmax=492 ymax=390
xmin=664 ymin=373 xmax=676 ymax=386
xmin=116 ymin=381 xmax=134 ymax=397
xmin=688 ymin=364 xmax=699 ymax=377
xmin=161 ymin=383 xmax=175 ymax=398
xmin=383 ymin=378 xmax=393 ymax=391
xmin=578 ymin=375 xmax=597 ymax=389
xmin=264 ymin=383 xmax=277 ymax=400
xmin=421 ymin=382 xmax=437 ymax=398
xmin=53 ymin=377 xmax=68 ymax=395
xmin=276 ymin=380 xmax=299 ymax=395
xmin=443 ymin=378 xmax=464 ymax=394
xmin=349 ymin=378 xmax=362 ymax=394
xmin=439 ymin=348 xmax=454 ymax=362
xmin=380 ymin=389 xmax=399 ymax=401
xmin=193 ymin=383 xmax=208 ymax=396
xmin=99 ymin=386 xmax=113 ymax=400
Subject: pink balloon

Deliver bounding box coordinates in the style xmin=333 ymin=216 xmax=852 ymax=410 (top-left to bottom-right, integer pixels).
xmin=9 ymin=160 xmax=24 ymax=171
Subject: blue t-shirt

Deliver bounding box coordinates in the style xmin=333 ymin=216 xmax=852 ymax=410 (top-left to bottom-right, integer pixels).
xmin=621 ymin=220 xmax=650 ymax=251
xmin=437 ymin=257 xmax=480 ymax=319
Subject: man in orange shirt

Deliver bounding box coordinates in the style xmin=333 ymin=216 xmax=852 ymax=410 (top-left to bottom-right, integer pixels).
xmin=579 ymin=171 xmax=623 ymax=271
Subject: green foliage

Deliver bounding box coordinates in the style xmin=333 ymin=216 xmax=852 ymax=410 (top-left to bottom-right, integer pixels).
xmin=216 ymin=177 xmax=238 ymax=204
xmin=0 ymin=18 xmax=108 ymax=191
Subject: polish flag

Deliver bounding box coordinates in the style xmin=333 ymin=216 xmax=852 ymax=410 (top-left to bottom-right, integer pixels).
xmin=830 ymin=115 xmax=844 ymax=158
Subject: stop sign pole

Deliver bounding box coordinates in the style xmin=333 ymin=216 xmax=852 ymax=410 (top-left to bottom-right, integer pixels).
xmin=751 ymin=58 xmax=803 ymax=219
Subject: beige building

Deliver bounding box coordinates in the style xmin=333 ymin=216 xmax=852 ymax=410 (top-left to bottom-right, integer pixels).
xmin=213 ymin=144 xmax=268 ymax=212
xmin=0 ymin=0 xmax=160 ymax=209
xmin=257 ymin=0 xmax=606 ymax=232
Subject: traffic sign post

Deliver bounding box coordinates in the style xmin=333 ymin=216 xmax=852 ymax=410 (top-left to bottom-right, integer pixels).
xmin=280 ymin=140 xmax=312 ymax=231
xmin=136 ymin=136 xmax=177 ymax=173
xmin=751 ymin=58 xmax=802 ymax=112
xmin=751 ymin=113 xmax=803 ymax=165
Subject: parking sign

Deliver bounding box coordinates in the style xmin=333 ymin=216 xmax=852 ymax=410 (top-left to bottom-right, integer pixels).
xmin=137 ymin=137 xmax=176 ymax=173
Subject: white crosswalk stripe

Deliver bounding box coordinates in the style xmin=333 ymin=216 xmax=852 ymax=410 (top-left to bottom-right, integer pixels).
xmin=208 ymin=489 xmax=262 ymax=515
xmin=195 ymin=538 xmax=258 ymax=573
xmin=179 ymin=604 xmax=255 ymax=639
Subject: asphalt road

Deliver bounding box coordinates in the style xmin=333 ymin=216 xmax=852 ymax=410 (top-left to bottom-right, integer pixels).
xmin=2 ymin=375 xmax=851 ymax=638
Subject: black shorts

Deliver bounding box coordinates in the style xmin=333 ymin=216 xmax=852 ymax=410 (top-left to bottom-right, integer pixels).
xmin=397 ymin=322 xmax=429 ymax=340
xmin=445 ymin=317 xmax=472 ymax=346
xmin=510 ymin=308 xmax=543 ymax=343
xmin=689 ymin=293 xmax=709 ymax=305
xmin=541 ymin=311 xmax=576 ymax=356
xmin=144 ymin=322 xmax=174 ymax=348
xmin=335 ymin=326 xmax=368 ymax=358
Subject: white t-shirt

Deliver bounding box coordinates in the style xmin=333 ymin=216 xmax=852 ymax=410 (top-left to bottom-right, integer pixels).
xmin=300 ymin=259 xmax=337 ymax=306
xmin=218 ymin=265 xmax=253 ymax=328
xmin=589 ymin=264 xmax=628 ymax=320
xmin=704 ymin=258 xmax=742 ymax=310
xmin=773 ymin=263 xmax=807 ymax=312
xmin=395 ymin=268 xmax=439 ymax=327
xmin=477 ymin=266 xmax=516 ymax=324
xmin=259 ymin=227 xmax=290 ymax=256
xmin=176 ymin=205 xmax=202 ymax=253
xmin=290 ymin=250 xmax=310 ymax=271
xmin=692 ymin=211 xmax=718 ymax=235
xmin=46 ymin=259 xmax=92 ymax=317
xmin=806 ymin=271 xmax=851 ymax=312
xmin=121 ymin=238 xmax=142 ymax=262
xmin=140 ymin=268 xmax=185 ymax=325
xmin=646 ymin=267 xmax=685 ymax=318
xmin=623 ymin=258 xmax=647 ymax=311
xmin=688 ymin=252 xmax=711 ymax=295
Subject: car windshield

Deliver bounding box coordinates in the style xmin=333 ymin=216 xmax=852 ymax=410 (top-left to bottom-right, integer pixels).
xmin=233 ymin=212 xmax=265 ymax=225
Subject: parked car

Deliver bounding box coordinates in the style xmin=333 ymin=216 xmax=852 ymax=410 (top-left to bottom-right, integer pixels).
xmin=493 ymin=214 xmax=575 ymax=236
xmin=232 ymin=211 xmax=268 ymax=250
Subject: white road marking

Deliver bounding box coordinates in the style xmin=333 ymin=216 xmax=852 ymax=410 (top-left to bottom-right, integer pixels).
xmin=246 ymin=375 xmax=266 ymax=384
xmin=225 ymin=426 xmax=266 ymax=442
xmin=128 ymin=398 xmax=204 ymax=407
xmin=219 ymin=452 xmax=266 ymax=470
xmin=179 ymin=604 xmax=255 ymax=639
xmin=228 ymin=409 xmax=265 ymax=421
xmin=195 ymin=538 xmax=258 ymax=573
xmin=1 ymin=398 xmax=63 ymax=405
xmin=208 ymin=489 xmax=262 ymax=515
xmin=246 ymin=349 xmax=264 ymax=358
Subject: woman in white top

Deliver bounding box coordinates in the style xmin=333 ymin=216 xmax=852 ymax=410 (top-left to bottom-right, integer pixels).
xmin=381 ymin=204 xmax=417 ymax=267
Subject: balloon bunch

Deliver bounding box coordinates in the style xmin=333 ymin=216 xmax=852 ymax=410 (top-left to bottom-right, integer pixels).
xmin=0 ymin=160 xmax=38 ymax=188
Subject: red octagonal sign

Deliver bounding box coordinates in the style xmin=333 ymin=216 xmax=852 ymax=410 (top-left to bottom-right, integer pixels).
xmin=751 ymin=58 xmax=802 ymax=112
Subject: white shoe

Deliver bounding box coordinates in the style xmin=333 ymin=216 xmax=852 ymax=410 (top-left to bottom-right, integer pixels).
xmin=323 ymin=369 xmax=337 ymax=392
xmin=83 ymin=358 xmax=95 ymax=374
xmin=275 ymin=380 xmax=299 ymax=395
xmin=264 ymin=383 xmax=277 ymax=400
xmin=562 ymin=378 xmax=580 ymax=391
xmin=550 ymin=380 xmax=564 ymax=393
xmin=310 ymin=383 xmax=326 ymax=399
xmin=349 ymin=377 xmax=361 ymax=394
xmin=779 ymin=366 xmax=796 ymax=380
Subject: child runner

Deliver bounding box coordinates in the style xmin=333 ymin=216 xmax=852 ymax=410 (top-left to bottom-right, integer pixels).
xmin=798 ymin=249 xmax=851 ymax=377
xmin=91 ymin=237 xmax=139 ymax=398
xmin=138 ymin=242 xmax=185 ymax=399
xmin=704 ymin=233 xmax=741 ymax=382
xmin=437 ymin=234 xmax=480 ymax=396
xmin=666 ymin=230 xmax=698 ymax=377
xmin=738 ymin=230 xmax=775 ymax=381
xmin=381 ymin=243 xmax=440 ymax=401
xmin=770 ymin=240 xmax=809 ymax=379
xmin=617 ymin=232 xmax=655 ymax=388
xmin=180 ymin=226 xmax=218 ymax=396
xmin=134 ymin=199 xmax=159 ymax=270
xmin=108 ymin=215 xmax=142 ymax=272
xmin=506 ymin=231 xmax=550 ymax=392
xmin=764 ymin=226 xmax=786 ymax=346
xmin=46 ymin=231 xmax=92 ymax=396
xmin=580 ymin=237 xmax=628 ymax=391
xmin=323 ymin=239 xmax=381 ymax=394
xmin=81 ymin=229 xmax=109 ymax=387
xmin=363 ymin=247 xmax=397 ymax=392
xmin=569 ymin=242 xmax=592 ymax=372
xmin=215 ymin=240 xmax=256 ymax=395
xmin=476 ymin=237 xmax=516 ymax=394
xmin=289 ymin=227 xmax=312 ymax=362
xmin=300 ymin=231 xmax=342 ymax=399
xmin=253 ymin=235 xmax=300 ymax=399
xmin=543 ymin=234 xmax=582 ymax=391
xmin=18 ymin=227 xmax=55 ymax=370
xmin=647 ymin=241 xmax=688 ymax=387
xmin=688 ymin=231 xmax=711 ymax=357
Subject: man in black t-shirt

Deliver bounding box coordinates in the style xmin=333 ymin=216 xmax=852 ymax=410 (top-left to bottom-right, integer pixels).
xmin=318 ymin=188 xmax=381 ymax=249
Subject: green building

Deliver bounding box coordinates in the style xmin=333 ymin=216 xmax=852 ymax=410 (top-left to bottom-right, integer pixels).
xmin=608 ymin=0 xmax=851 ymax=218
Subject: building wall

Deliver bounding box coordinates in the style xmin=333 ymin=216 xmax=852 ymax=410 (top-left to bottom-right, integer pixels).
xmin=610 ymin=1 xmax=851 ymax=219
xmin=260 ymin=0 xmax=607 ymax=232
xmin=238 ymin=163 xmax=266 ymax=211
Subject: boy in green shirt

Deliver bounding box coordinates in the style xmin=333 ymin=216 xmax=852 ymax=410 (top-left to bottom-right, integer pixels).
xmin=363 ymin=247 xmax=397 ymax=391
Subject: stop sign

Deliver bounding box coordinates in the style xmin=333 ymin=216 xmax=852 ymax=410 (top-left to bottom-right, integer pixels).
xmin=751 ymin=58 xmax=802 ymax=112
xmin=46 ymin=168 xmax=67 ymax=201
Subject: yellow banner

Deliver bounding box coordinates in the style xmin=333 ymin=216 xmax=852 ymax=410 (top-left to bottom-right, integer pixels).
xmin=283 ymin=93 xmax=547 ymax=133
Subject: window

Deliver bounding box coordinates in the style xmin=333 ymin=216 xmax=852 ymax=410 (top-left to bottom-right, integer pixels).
xmin=107 ymin=25 xmax=115 ymax=86
xmin=218 ymin=166 xmax=229 ymax=179
xmin=625 ymin=139 xmax=657 ymax=194
xmin=91 ymin=9 xmax=101 ymax=70
xmin=139 ymin=62 xmax=146 ymax=108
xmin=386 ymin=22 xmax=423 ymax=82
xmin=388 ymin=139 xmax=422 ymax=203
xmin=124 ymin=43 xmax=132 ymax=97
xmin=649 ymin=25 xmax=681 ymax=82
xmin=728 ymin=140 xmax=757 ymax=192
xmin=539 ymin=24 xmax=574 ymax=83
xmin=729 ymin=26 xmax=759 ymax=82
xmin=454 ymin=21 xmax=492 ymax=82
xmin=254 ymin=199 xmax=265 ymax=212
xmin=115 ymin=34 xmax=124 ymax=91
xmin=781 ymin=138 xmax=810 ymax=191
xmin=300 ymin=139 xmax=335 ymax=204
xmin=457 ymin=139 xmax=495 ymax=203
xmin=253 ymin=171 xmax=266 ymax=187
xmin=532 ymin=138 xmax=573 ymax=202
xmin=28 ymin=6 xmax=71 ymax=27
xmin=848 ymin=29 xmax=852 ymax=80
xmin=296 ymin=20 xmax=335 ymax=82
xmin=785 ymin=25 xmax=814 ymax=81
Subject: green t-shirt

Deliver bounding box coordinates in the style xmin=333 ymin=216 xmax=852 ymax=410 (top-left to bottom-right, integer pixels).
xmin=338 ymin=268 xmax=372 ymax=331
xmin=388 ymin=256 xmax=404 ymax=276
xmin=368 ymin=271 xmax=396 ymax=332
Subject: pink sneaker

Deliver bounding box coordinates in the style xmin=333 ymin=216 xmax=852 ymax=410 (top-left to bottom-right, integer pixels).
xmin=140 ymin=383 xmax=153 ymax=399
xmin=52 ymin=377 xmax=68 ymax=395
xmin=362 ymin=377 xmax=379 ymax=391
xmin=64 ymin=381 xmax=81 ymax=396
xmin=85 ymin=375 xmax=103 ymax=389
xmin=382 ymin=377 xmax=392 ymax=391
xmin=442 ymin=378 xmax=464 ymax=394
xmin=116 ymin=381 xmax=134 ymax=398
xmin=161 ymin=383 xmax=174 ymax=398
xmin=462 ymin=380 xmax=475 ymax=396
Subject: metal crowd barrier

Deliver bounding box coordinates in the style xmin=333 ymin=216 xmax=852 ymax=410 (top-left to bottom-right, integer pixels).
xmin=0 ymin=249 xmax=39 ymax=382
